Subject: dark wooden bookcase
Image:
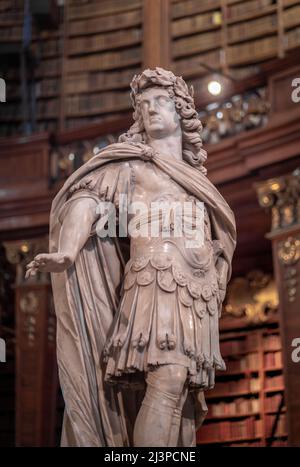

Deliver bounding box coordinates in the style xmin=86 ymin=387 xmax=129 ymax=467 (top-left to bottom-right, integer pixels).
xmin=197 ymin=314 xmax=287 ymax=446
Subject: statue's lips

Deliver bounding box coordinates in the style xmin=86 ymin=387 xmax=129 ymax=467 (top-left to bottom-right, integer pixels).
xmin=149 ymin=117 xmax=162 ymax=123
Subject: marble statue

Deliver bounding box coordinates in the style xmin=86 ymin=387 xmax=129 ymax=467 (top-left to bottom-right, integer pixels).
xmin=26 ymin=68 xmax=236 ymax=447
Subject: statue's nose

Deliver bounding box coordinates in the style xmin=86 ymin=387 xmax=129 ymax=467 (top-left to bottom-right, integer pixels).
xmin=148 ymin=101 xmax=157 ymax=114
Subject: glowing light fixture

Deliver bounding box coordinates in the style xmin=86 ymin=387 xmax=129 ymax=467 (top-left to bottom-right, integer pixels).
xmin=20 ymin=243 xmax=29 ymax=253
xmin=208 ymin=80 xmax=222 ymax=96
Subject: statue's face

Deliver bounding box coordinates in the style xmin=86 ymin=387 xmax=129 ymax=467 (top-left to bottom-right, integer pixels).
xmin=140 ymin=87 xmax=181 ymax=139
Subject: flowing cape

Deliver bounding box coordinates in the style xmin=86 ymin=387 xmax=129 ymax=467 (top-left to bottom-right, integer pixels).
xmin=49 ymin=142 xmax=236 ymax=446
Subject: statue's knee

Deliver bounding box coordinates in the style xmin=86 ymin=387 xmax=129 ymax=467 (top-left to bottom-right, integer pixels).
xmin=147 ymin=365 xmax=187 ymax=397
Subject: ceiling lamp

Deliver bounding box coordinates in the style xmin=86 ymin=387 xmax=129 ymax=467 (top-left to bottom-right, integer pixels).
xmin=208 ymin=80 xmax=222 ymax=96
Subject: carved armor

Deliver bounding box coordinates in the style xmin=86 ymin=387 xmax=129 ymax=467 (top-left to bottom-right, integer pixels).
xmin=104 ymin=204 xmax=226 ymax=390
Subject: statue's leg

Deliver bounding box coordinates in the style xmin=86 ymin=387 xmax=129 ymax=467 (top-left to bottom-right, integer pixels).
xmin=177 ymin=392 xmax=197 ymax=447
xmin=133 ymin=364 xmax=188 ymax=447
xmin=168 ymin=386 xmax=189 ymax=446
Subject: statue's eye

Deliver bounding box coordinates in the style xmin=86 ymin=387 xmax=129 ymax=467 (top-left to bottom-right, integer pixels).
xmin=157 ymin=96 xmax=169 ymax=106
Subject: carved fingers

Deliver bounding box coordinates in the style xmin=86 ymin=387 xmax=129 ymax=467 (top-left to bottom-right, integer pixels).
xmin=25 ymin=253 xmax=72 ymax=278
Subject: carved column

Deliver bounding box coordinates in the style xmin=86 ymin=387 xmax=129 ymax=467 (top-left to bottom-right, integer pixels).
xmin=4 ymin=239 xmax=58 ymax=447
xmin=142 ymin=0 xmax=171 ymax=69
xmin=256 ymin=168 xmax=300 ymax=446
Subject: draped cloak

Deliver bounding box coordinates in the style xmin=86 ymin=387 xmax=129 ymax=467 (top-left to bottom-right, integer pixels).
xmin=49 ymin=142 xmax=236 ymax=447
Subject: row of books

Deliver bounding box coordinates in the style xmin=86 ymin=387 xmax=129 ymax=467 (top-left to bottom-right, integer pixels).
xmin=225 ymin=352 xmax=260 ymax=372
xmin=208 ymin=397 xmax=260 ymax=417
xmin=208 ymin=394 xmax=282 ymax=417
xmin=209 ymin=377 xmax=261 ymax=397
xmin=286 ymin=26 xmax=300 ymax=50
xmin=68 ymin=28 xmax=142 ymax=56
xmin=283 ymin=4 xmax=300 ymax=29
xmin=265 ymin=393 xmax=284 ymax=412
xmin=65 ymin=68 xmax=140 ymax=95
xmin=197 ymin=417 xmax=262 ymax=443
xmin=36 ymin=58 xmax=61 ymax=78
xmin=227 ymin=35 xmax=277 ymax=66
xmin=0 ymin=10 xmax=23 ymax=21
xmin=68 ymin=0 xmax=142 ymax=21
xmin=0 ymin=122 xmax=21 ymax=137
xmin=173 ymin=30 xmax=222 ymax=58
xmin=265 ymin=374 xmax=284 ymax=389
xmin=266 ymin=414 xmax=287 ymax=437
xmin=0 ymin=102 xmax=21 ymax=121
xmin=0 ymin=0 xmax=23 ymax=12
xmin=172 ymin=10 xmax=222 ymax=38
xmin=228 ymin=13 xmax=277 ymax=43
xmin=66 ymin=47 xmax=141 ymax=73
xmin=264 ymin=351 xmax=282 ymax=368
xmin=65 ymin=92 xmax=131 ymax=116
xmin=172 ymin=0 xmax=221 ymax=19
xmin=221 ymin=333 xmax=281 ymax=356
xmin=263 ymin=333 xmax=281 ymax=351
xmin=36 ymin=79 xmax=60 ymax=98
xmin=227 ymin=439 xmax=287 ymax=447
xmin=1 ymin=120 xmax=60 ymax=137
xmin=64 ymin=113 xmax=127 ymax=130
xmin=0 ymin=100 xmax=60 ymax=123
xmin=36 ymin=99 xmax=60 ymax=119
xmin=35 ymin=120 xmax=58 ymax=133
xmin=0 ymin=25 xmax=23 ymax=41
xmin=173 ymin=49 xmax=221 ymax=78
xmin=227 ymin=0 xmax=273 ymax=20
xmin=221 ymin=338 xmax=249 ymax=356
xmin=68 ymin=10 xmax=142 ymax=37
xmin=32 ymin=39 xmax=62 ymax=59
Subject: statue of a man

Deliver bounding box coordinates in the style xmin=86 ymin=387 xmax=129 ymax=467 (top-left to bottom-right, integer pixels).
xmin=26 ymin=68 xmax=236 ymax=447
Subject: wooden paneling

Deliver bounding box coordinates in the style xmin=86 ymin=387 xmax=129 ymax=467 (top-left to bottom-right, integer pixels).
xmin=15 ymin=283 xmax=57 ymax=446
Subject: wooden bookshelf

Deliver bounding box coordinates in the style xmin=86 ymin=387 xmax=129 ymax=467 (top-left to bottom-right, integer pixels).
xmin=171 ymin=0 xmax=300 ymax=79
xmin=197 ymin=320 xmax=288 ymax=446
xmin=60 ymin=0 xmax=143 ymax=129
xmin=0 ymin=0 xmax=144 ymax=135
xmin=2 ymin=0 xmax=300 ymax=136
xmin=172 ymin=0 xmax=222 ymax=18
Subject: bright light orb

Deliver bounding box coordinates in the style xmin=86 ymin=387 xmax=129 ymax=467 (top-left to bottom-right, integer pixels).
xmin=208 ymin=80 xmax=222 ymax=96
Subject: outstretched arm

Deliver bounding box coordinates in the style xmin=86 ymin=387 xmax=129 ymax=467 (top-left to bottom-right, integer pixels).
xmin=26 ymin=197 xmax=98 ymax=278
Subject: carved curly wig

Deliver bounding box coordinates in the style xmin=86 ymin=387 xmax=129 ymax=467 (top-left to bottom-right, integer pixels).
xmin=119 ymin=67 xmax=207 ymax=175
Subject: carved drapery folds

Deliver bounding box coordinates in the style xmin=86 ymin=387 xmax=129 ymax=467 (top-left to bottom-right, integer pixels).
xmin=255 ymin=168 xmax=300 ymax=233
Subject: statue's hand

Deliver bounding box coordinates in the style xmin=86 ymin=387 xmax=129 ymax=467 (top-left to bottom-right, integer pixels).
xmin=25 ymin=253 xmax=73 ymax=278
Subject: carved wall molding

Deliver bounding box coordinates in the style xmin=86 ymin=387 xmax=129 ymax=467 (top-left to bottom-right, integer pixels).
xmin=277 ymin=235 xmax=300 ymax=304
xmin=224 ymin=270 xmax=279 ymax=324
xmin=199 ymin=87 xmax=270 ymax=145
xmin=19 ymin=291 xmax=39 ymax=348
xmin=278 ymin=236 xmax=300 ymax=266
xmin=256 ymin=168 xmax=300 ymax=233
